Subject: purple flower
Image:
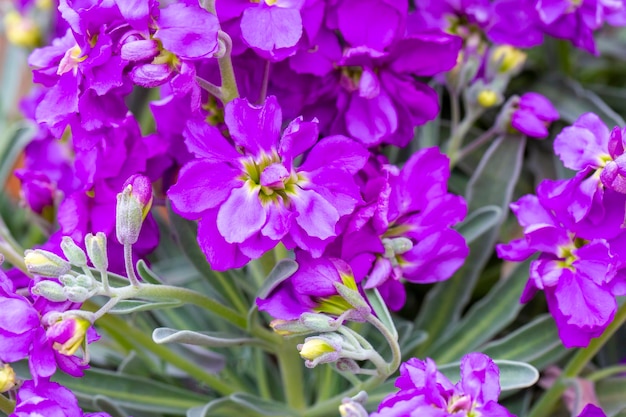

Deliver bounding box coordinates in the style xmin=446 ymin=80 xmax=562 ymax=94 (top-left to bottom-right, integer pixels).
xmin=510 ymin=92 xmax=559 ymax=138
xmin=168 ymin=96 xmax=368 ymax=270
xmin=256 ymin=251 xmax=361 ymax=320
xmin=496 ymin=188 xmax=625 ymax=347
xmin=12 ymin=379 xmax=110 ymax=417
xmin=327 ymin=148 xmax=468 ymax=310
xmin=371 ymin=353 xmax=513 ymax=417
xmin=578 ymin=404 xmax=607 ymax=417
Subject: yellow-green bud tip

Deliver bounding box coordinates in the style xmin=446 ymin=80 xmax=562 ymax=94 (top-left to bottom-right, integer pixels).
xmin=0 ymin=364 xmax=16 ymax=393
xmin=298 ymin=339 xmax=336 ymax=361
xmin=477 ymin=90 xmax=498 ymax=108
xmin=491 ymin=45 xmax=527 ymax=73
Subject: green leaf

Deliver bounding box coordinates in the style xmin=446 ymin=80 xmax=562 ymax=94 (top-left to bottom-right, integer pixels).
xmin=537 ymin=77 xmax=625 ymax=127
xmin=481 ymin=314 xmax=568 ymax=369
xmin=427 ymin=260 xmax=531 ymax=363
xmin=414 ymin=135 xmax=526 ymax=356
xmin=438 ymin=359 xmax=539 ymax=391
xmin=365 ymin=288 xmax=398 ymax=340
xmin=152 ymin=327 xmax=257 ymax=347
xmin=256 ymin=259 xmax=299 ymax=299
xmin=598 ymin=378 xmax=626 ymax=417
xmin=109 ymin=299 xmax=182 ymax=314
xmin=455 ymin=205 xmax=502 ymax=245
xmin=92 ymin=396 xmax=131 ymax=417
xmin=136 ymin=259 xmax=164 ymax=284
xmin=12 ymin=362 xmax=206 ymax=415
xmin=187 ymin=393 xmax=298 ymax=417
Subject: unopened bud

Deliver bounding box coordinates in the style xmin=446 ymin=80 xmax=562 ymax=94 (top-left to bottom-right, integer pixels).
xmin=85 ymin=232 xmax=108 ymax=271
xmin=4 ymin=11 xmax=41 ymax=48
xmin=64 ymin=286 xmax=91 ymax=303
xmin=31 ymin=280 xmax=68 ymax=302
xmin=477 ymin=90 xmax=499 ymax=108
xmin=73 ymin=274 xmax=94 ymax=289
xmin=298 ymin=334 xmax=342 ymax=368
xmin=0 ymin=364 xmax=16 ymax=393
xmin=116 ymin=174 xmax=153 ymax=245
xmin=270 ymin=319 xmax=312 ymax=336
xmin=491 ymin=45 xmax=526 ymax=75
xmin=46 ymin=316 xmax=91 ymax=356
xmin=300 ymin=312 xmax=339 ymax=332
xmin=339 ymin=392 xmax=369 ymax=417
xmin=24 ymin=249 xmax=71 ymax=277
xmin=61 ymin=236 xmax=87 ymax=267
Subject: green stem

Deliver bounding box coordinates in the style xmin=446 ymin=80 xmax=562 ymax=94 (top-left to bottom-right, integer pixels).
xmin=0 ymin=394 xmax=14 ymax=415
xmin=216 ymin=31 xmax=239 ymax=104
xmin=113 ymin=283 xmax=247 ymax=329
xmin=453 ymin=126 xmax=498 ymax=167
xmin=527 ymin=301 xmax=626 ymax=417
xmin=124 ymin=244 xmax=140 ymax=287
xmin=90 ymin=305 xmax=241 ymax=396
xmin=366 ymin=314 xmax=401 ymax=376
xmin=447 ymin=110 xmax=482 ymax=166
xmin=315 ymin=365 xmax=338 ymax=402
xmin=278 ymin=340 xmax=307 ymax=410
xmin=255 ymin=349 xmax=273 ymax=400
xmin=0 ymin=241 xmax=27 ymax=274
xmin=212 ymin=270 xmax=249 ymax=314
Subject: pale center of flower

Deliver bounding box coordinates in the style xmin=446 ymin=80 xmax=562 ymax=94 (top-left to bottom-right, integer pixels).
xmin=240 ymin=152 xmax=303 ymax=205
xmin=556 ymin=236 xmax=587 ymax=270
xmin=57 ymin=44 xmax=85 ymax=75
xmin=447 ymin=394 xmax=479 ymax=416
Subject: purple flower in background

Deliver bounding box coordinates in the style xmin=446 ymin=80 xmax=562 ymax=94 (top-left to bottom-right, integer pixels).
xmin=510 ymin=92 xmax=559 ymax=138
xmin=371 ymin=352 xmax=513 ymax=417
xmin=168 ymin=96 xmax=368 ymax=270
xmin=578 ymin=404 xmax=607 ymax=417
xmin=328 ymin=148 xmax=468 ymax=310
xmin=12 ymin=379 xmax=110 ymax=417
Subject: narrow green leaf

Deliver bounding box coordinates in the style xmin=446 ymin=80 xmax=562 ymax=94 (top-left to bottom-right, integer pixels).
xmin=93 ymin=395 xmax=131 ymax=417
xmin=365 ymin=288 xmax=398 ymax=341
xmin=152 ymin=327 xmax=257 ymax=347
xmin=231 ymin=393 xmax=299 ymax=416
xmin=438 ymin=359 xmax=539 ymax=391
xmin=187 ymin=394 xmax=298 ymax=417
xmin=481 ymin=314 xmax=567 ymax=368
xmin=136 ymin=259 xmax=164 ymax=284
xmin=414 ymin=135 xmax=526 ymax=356
xmin=256 ymin=259 xmax=299 ymax=299
xmin=598 ymin=378 xmax=626 ymax=417
xmin=456 ymin=205 xmax=502 ymax=245
xmin=427 ymin=260 xmax=531 ymax=363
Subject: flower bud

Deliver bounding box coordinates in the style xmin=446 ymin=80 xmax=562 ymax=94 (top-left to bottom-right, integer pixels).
xmin=116 ymin=174 xmax=153 ymax=245
xmin=490 ymin=45 xmax=526 ymax=75
xmin=0 ymin=364 xmax=16 ymax=393
xmin=24 ymin=249 xmax=71 ymax=277
xmin=61 ymin=236 xmax=87 ymax=267
xmin=4 ymin=11 xmax=41 ymax=48
xmin=477 ymin=90 xmax=499 ymax=108
xmin=64 ymin=286 xmax=91 ymax=303
xmin=298 ymin=334 xmax=342 ymax=368
xmin=299 ymin=312 xmax=340 ymax=332
xmin=31 ymin=280 xmax=68 ymax=302
xmin=85 ymin=232 xmax=108 ymax=271
xmin=339 ymin=392 xmax=369 ymax=417
xmin=270 ymin=319 xmax=313 ymax=336
xmin=46 ymin=316 xmax=91 ymax=356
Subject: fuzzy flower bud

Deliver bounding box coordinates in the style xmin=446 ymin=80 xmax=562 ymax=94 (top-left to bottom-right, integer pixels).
xmin=60 ymin=236 xmax=87 ymax=267
xmin=0 ymin=364 xmax=16 ymax=393
xmin=24 ymin=249 xmax=71 ymax=277
xmin=31 ymin=280 xmax=68 ymax=302
xmin=85 ymin=232 xmax=108 ymax=271
xmin=116 ymin=174 xmax=153 ymax=245
xmin=46 ymin=315 xmax=91 ymax=356
xmin=298 ymin=334 xmax=343 ymax=368
xmin=339 ymin=392 xmax=369 ymax=417
xmin=490 ymin=45 xmax=526 ymax=75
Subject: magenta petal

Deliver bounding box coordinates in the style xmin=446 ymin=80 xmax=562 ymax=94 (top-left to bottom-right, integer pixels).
xmin=554 ymin=113 xmax=608 ymax=170
xmin=364 ymin=257 xmax=392 ymax=289
xmin=168 ymin=160 xmax=241 ymax=218
xmin=0 ymin=331 xmax=33 ymax=362
xmin=300 ymin=135 xmax=368 ymax=174
xmin=512 ymin=109 xmax=549 ymax=138
xmin=155 ymin=3 xmax=219 ymax=59
xmin=460 ymin=353 xmax=501 ymax=404
xmin=345 ymin=91 xmax=398 ymax=146
xmin=184 ymin=119 xmax=242 ymax=162
xmin=225 ymin=96 xmax=281 ymax=155
xmin=217 ymin=183 xmax=267 ymax=243
xmin=388 ymin=33 xmax=462 ymax=75
xmin=402 ymin=230 xmax=468 ymax=283
xmin=197 ymin=212 xmax=251 ymax=271
xmin=240 ymin=6 xmax=303 ymax=51
xmin=279 ymin=117 xmax=319 ymax=168
xmin=291 ymin=189 xmax=339 ymax=240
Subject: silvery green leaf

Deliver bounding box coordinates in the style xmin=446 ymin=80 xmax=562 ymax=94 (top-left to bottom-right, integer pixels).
xmin=153 ymin=327 xmax=256 ymax=347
